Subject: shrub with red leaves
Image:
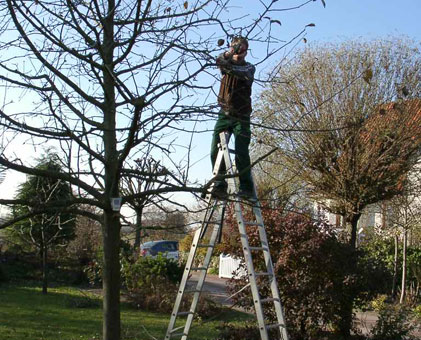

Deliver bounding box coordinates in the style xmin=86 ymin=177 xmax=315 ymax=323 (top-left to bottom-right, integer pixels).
xmin=220 ymin=203 xmax=378 ymax=340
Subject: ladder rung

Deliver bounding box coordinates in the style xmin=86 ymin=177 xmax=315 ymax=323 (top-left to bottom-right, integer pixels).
xmin=197 ymin=244 xmax=215 ymax=248
xmin=177 ymin=311 xmax=194 ymax=316
xmin=168 ymin=325 xmax=183 ymax=333
xmin=266 ymin=323 xmax=286 ymax=330
xmin=183 ymin=289 xmax=201 ymax=294
xmin=203 ymin=221 xmax=220 ymax=225
xmin=249 ymin=246 xmax=268 ymax=251
xmin=260 ymin=297 xmax=280 ymax=303
xmin=171 ymin=332 xmax=188 ymax=336
xmin=228 ymin=148 xmax=236 ymax=154
xmin=190 ymin=267 xmax=207 ymax=271
xmin=254 ymin=272 xmax=273 ymax=277
xmin=244 ymin=221 xmax=263 ymax=227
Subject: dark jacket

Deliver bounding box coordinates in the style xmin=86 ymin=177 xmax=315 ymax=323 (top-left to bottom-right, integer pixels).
xmin=216 ymin=53 xmax=255 ymax=117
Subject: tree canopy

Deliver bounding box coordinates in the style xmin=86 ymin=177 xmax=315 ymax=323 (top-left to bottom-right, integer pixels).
xmin=254 ymin=38 xmax=421 ymax=248
xmin=253 ymin=38 xmax=421 ymax=336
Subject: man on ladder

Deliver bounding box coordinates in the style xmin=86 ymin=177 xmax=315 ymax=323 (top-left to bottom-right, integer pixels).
xmin=210 ymin=36 xmax=256 ymax=200
xmin=165 ymin=36 xmax=289 ymax=340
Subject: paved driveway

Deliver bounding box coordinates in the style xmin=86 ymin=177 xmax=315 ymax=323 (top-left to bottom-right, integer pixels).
xmin=189 ymin=273 xmax=233 ymax=307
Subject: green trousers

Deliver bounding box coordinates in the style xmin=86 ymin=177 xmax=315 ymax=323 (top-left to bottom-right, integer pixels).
xmin=210 ymin=112 xmax=253 ymax=192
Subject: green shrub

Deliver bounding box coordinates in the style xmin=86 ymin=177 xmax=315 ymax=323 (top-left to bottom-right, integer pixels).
xmin=207 ymin=255 xmax=219 ymax=275
xmin=216 ymin=322 xmax=281 ymax=340
xmin=0 ymin=263 xmax=8 ymax=283
xmin=83 ymin=259 xmax=103 ymax=287
xmin=413 ymin=304 xmax=421 ymax=320
xmin=121 ymin=254 xmax=184 ymax=313
xmin=371 ymin=294 xmax=388 ymax=312
xmin=121 ymin=254 xmax=222 ymax=316
xmin=216 ymin=323 xmax=259 ymax=340
xmin=0 ymin=253 xmax=40 ymax=281
xmin=370 ymin=304 xmax=415 ymax=340
xmin=83 ymin=241 xmax=135 ymax=287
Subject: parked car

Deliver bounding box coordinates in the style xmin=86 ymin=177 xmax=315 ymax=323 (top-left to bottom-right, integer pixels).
xmin=140 ymin=240 xmax=179 ymax=261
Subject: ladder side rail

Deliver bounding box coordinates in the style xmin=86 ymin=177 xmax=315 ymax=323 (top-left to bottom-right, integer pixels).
xmin=252 ymin=203 xmax=277 ymax=281
xmin=181 ymin=220 xmax=223 ymax=340
xmin=166 ymin=132 xmax=229 ymax=340
xmin=251 ymin=174 xmax=289 ymax=340
xmin=212 ymin=141 xmax=226 ymax=179
xmin=253 ymin=205 xmax=289 ymax=340
xmin=219 ymin=132 xmax=236 ymax=196
xmin=219 ymin=132 xmax=270 ymax=340
xmin=165 ymin=224 xmax=204 ymax=340
xmin=234 ymin=200 xmax=270 ymax=340
xmin=165 ymin=199 xmax=218 ymax=339
xmin=201 ymin=139 xmax=228 ymax=236
xmin=199 ymin=197 xmax=218 ymax=239
xmin=203 ymin=134 xmax=229 ymax=201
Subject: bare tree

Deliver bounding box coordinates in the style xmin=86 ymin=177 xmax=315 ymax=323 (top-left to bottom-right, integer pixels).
xmin=66 ymin=205 xmax=102 ymax=264
xmin=10 ymin=153 xmax=75 ymax=294
xmin=385 ymin=166 xmax=421 ymax=303
xmin=0 ymin=1 xmax=318 ymax=338
xmin=254 ymin=39 xmax=421 ymax=336
xmin=121 ymin=157 xmax=169 ymax=249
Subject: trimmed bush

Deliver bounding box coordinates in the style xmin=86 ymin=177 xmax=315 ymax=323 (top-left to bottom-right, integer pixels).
xmin=0 ymin=263 xmax=8 ymax=283
xmin=216 ymin=323 xmax=261 ymax=340
xmin=220 ymin=205 xmax=388 ymax=340
xmin=370 ymin=304 xmax=415 ymax=340
xmin=121 ymin=254 xmax=222 ymax=316
xmin=121 ymin=254 xmax=183 ymax=312
xmin=413 ymin=304 xmax=421 ymax=320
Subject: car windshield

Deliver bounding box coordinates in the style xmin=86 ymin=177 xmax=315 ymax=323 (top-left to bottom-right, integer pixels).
xmin=153 ymin=242 xmax=175 ymax=251
xmin=141 ymin=241 xmax=178 ymax=251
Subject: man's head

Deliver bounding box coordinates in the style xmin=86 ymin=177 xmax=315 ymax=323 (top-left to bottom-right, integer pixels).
xmin=231 ymin=36 xmax=248 ymax=53
xmin=230 ymin=36 xmax=248 ymax=63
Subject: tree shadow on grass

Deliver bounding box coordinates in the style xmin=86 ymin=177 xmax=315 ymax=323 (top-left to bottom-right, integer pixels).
xmin=0 ymin=284 xmax=102 ymax=340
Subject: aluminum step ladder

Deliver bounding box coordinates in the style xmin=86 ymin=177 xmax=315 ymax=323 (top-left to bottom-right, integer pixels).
xmin=165 ymin=131 xmax=289 ymax=340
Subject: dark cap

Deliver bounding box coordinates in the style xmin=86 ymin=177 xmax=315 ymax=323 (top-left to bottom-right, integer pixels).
xmin=230 ymin=36 xmax=249 ymax=49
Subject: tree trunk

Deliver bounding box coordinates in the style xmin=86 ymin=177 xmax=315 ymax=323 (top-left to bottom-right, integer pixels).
xmin=102 ymin=211 xmax=121 ymax=340
xmin=40 ymin=228 xmax=48 ymax=295
xmin=349 ymin=213 xmax=361 ymax=250
xmin=336 ymin=212 xmax=361 ymax=338
xmin=42 ymin=243 xmax=48 ymax=294
xmin=101 ymin=1 xmax=120 ymax=339
xmin=392 ymin=234 xmax=399 ymax=299
xmin=134 ymin=207 xmax=143 ymax=249
xmin=400 ymin=228 xmax=407 ymax=304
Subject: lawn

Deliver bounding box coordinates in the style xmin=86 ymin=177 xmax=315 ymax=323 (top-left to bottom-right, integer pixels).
xmin=0 ymin=284 xmax=252 ymax=340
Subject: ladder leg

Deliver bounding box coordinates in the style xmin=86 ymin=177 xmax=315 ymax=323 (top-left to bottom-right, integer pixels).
xmin=165 ymin=200 xmax=225 ymax=340
xmin=165 ymin=224 xmax=204 ymax=340
xmin=235 ymin=201 xmax=270 ymax=340
xmin=220 ymin=131 xmax=289 ymax=340
xmin=181 ymin=213 xmax=223 ymax=339
xmin=166 ymin=129 xmax=289 ymax=340
xmin=199 ymin=199 xmax=218 ymax=239
xmin=203 ymin=131 xmax=231 ymax=200
xmin=253 ymin=204 xmax=288 ymax=340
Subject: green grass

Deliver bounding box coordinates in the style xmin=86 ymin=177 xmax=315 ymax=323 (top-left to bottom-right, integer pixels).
xmin=0 ymin=283 xmax=252 ymax=340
